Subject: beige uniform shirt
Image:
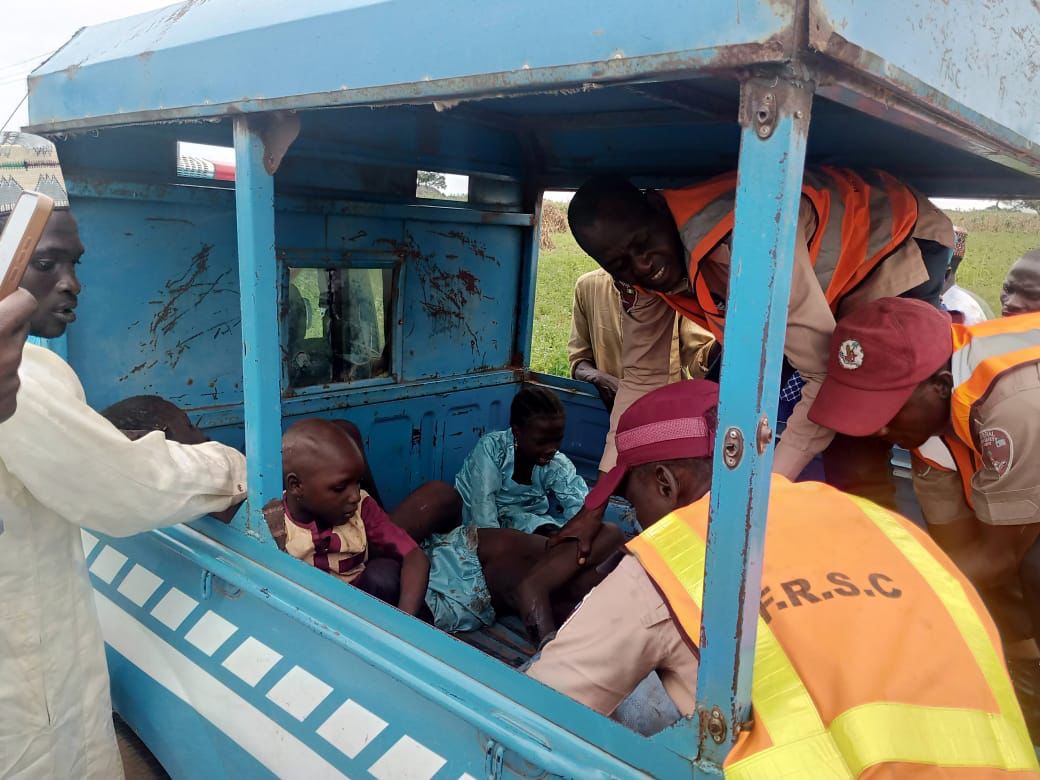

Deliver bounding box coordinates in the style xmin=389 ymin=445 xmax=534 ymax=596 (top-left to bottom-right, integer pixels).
xmin=527 ymin=554 xmax=697 ymax=717
xmin=603 ymin=190 xmax=953 ymax=474
xmin=568 ymin=268 xmax=715 ymax=384
xmin=0 ymin=345 xmax=247 ymax=779
xmin=914 ymin=361 xmax=1040 ymax=528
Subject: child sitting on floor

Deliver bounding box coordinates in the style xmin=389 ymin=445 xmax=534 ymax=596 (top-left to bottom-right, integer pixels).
xmin=273 ymin=418 xmax=431 ymax=616
xmin=454 ymin=385 xmax=588 ymax=535
xmin=424 ymin=386 xmax=623 ymax=640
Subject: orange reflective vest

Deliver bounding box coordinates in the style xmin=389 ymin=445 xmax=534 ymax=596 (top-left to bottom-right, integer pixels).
xmin=653 ymin=167 xmax=919 ymax=339
xmin=627 ymin=476 xmax=1038 ymax=778
xmin=913 ymin=312 xmax=1040 ymax=506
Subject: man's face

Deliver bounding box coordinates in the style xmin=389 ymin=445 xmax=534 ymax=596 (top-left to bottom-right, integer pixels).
xmin=873 ymin=377 xmax=951 ymax=450
xmin=623 ymin=461 xmax=711 ymax=529
xmin=1000 ymin=254 xmax=1040 ymax=317
xmin=19 ymin=210 xmax=84 ymax=338
xmin=580 ymin=202 xmax=686 ymax=292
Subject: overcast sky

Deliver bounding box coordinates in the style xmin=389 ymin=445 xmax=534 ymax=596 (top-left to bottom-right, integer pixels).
xmin=0 ymin=1 xmax=990 ymax=209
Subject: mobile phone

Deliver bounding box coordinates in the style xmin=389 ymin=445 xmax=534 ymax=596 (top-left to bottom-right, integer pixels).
xmin=0 ymin=191 xmax=54 ymax=300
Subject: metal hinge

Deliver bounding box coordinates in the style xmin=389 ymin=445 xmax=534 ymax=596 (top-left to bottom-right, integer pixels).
xmin=484 ymin=739 xmax=504 ymax=780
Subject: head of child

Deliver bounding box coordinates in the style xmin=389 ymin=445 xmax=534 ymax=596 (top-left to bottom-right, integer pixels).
xmin=510 ymin=386 xmax=566 ymax=468
xmin=584 ymin=381 xmax=718 ymax=529
xmin=283 ymin=418 xmax=366 ymax=530
xmin=0 ymin=133 xmax=83 ymax=339
xmin=101 ymin=395 xmax=209 ymax=445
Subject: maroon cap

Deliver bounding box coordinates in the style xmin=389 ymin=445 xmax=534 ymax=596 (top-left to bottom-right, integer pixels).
xmin=585 ymin=380 xmax=719 ymax=509
xmin=809 ymin=298 xmax=953 ymax=437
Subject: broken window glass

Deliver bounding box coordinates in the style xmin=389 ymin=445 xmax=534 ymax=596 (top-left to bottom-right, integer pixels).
xmin=286 ymin=266 xmax=393 ymax=387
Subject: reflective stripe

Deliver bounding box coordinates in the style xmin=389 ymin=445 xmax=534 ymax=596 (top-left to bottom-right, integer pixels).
xmin=831 ymin=702 xmax=1033 ymax=775
xmin=849 ymin=496 xmax=1036 ymax=770
xmin=630 ymin=512 xmax=840 ymax=767
xmin=949 ymin=316 xmax=1040 ymax=446
xmin=655 ymin=167 xmax=918 ymax=341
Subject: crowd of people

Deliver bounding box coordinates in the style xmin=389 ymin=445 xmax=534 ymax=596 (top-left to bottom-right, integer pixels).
xmin=4 ymin=128 xmax=1040 ymax=776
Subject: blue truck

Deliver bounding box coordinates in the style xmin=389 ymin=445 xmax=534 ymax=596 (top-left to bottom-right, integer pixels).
xmin=24 ymin=1 xmax=1040 ymax=777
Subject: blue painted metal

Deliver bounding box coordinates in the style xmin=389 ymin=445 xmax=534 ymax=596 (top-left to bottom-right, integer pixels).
xmin=513 ymin=193 xmax=543 ymax=368
xmin=27 ymin=0 xmax=792 ymax=130
xmin=82 ymin=520 xmax=688 ymax=778
xmin=692 ymin=78 xmax=813 ymax=775
xmin=810 ymin=0 xmax=1040 ymax=152
xmin=233 ymin=117 xmax=283 ymax=540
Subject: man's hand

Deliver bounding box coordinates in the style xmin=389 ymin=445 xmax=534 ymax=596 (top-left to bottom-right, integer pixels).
xmin=0 ymin=289 xmax=37 ymax=423
xmin=573 ymin=360 xmax=620 ymax=411
xmin=548 ymin=503 xmax=607 ymax=565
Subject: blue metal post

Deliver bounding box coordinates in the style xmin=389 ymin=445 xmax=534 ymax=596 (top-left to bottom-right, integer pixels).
xmin=233 ymin=116 xmax=283 ymax=542
xmin=693 ymin=77 xmax=813 ymax=774
xmin=515 ymin=191 xmax=543 ymax=369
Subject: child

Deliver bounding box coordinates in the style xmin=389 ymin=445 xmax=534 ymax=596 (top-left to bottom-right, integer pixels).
xmin=455 ymin=386 xmax=588 ymax=535
xmin=276 ymin=418 xmax=431 ymax=616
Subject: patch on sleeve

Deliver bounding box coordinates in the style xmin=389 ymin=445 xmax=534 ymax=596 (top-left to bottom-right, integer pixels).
xmin=979 ymin=427 xmax=1014 ymax=478
xmin=614 ymin=280 xmax=637 ymax=314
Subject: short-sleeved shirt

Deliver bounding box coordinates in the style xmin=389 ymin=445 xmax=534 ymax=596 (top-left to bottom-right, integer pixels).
xmin=526 ymin=554 xmax=698 ymax=716
xmin=914 ymin=362 xmax=1040 ymax=527
xmin=284 ymin=490 xmax=417 ymax=583
xmin=567 ymin=268 xmax=714 ymax=381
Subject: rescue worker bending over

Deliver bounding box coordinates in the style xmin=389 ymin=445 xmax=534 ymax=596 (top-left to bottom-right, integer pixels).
xmin=528 ymin=381 xmax=1037 ymax=778
xmin=567 ymin=169 xmax=953 ymax=504
xmin=809 ymin=297 xmax=1040 ymax=738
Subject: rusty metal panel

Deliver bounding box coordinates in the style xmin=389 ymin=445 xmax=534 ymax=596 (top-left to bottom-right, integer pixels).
xmin=811 ymin=0 xmax=1040 ymax=154
xmin=27 ymin=0 xmax=795 ymax=130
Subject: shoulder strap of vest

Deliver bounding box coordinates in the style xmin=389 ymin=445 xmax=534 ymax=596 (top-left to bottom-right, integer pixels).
xmin=949 ymin=313 xmax=1040 ymax=445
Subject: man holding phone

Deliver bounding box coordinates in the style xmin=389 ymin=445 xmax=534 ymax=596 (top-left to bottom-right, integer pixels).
xmin=0 ymin=288 xmax=37 ymax=421
xmin=0 ymin=132 xmax=248 ymax=779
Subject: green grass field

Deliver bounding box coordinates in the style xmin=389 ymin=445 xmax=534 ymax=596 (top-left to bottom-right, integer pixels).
xmin=530 ymin=209 xmax=1040 ymax=376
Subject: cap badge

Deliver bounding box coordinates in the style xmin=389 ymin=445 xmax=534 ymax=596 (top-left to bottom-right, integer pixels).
xmin=838 ymin=339 xmax=864 ymax=370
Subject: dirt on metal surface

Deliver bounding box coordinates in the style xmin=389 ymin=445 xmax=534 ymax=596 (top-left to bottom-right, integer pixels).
xmin=115 ymin=714 xmax=168 ymax=780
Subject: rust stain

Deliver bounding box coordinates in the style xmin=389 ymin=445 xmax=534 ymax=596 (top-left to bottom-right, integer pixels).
xmin=431 ymin=230 xmax=500 ymax=265
xmin=376 ymin=233 xmax=489 ymax=361
xmin=142 ymin=243 xmax=239 ymax=370
xmin=456 ymin=269 xmax=480 ymax=295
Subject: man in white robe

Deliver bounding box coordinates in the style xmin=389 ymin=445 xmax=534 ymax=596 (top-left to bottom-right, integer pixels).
xmin=0 ymin=132 xmax=247 ymax=779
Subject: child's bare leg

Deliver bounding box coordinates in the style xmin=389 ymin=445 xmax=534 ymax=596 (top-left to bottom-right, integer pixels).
xmin=390 ymin=481 xmax=463 ymax=542
xmin=509 ymin=523 xmax=625 ymax=642
xmin=477 ymin=529 xmax=547 ymax=613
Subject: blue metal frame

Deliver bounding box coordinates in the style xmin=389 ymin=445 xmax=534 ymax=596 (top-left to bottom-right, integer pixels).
xmin=693 ymin=77 xmax=813 ymax=774
xmin=233 ymin=117 xmax=283 ymax=541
